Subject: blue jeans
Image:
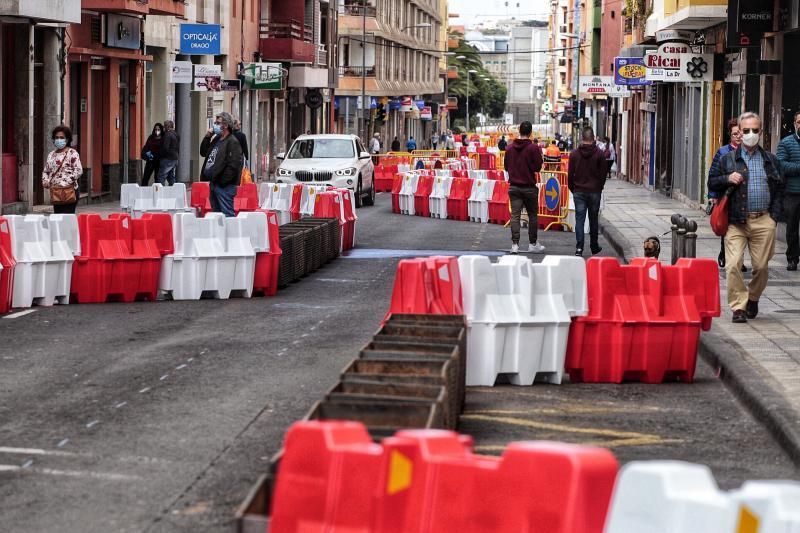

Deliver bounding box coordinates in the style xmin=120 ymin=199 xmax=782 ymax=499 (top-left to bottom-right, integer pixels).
xmin=157 ymin=159 xmax=178 ymax=186
xmin=210 ymin=183 xmax=237 ymax=217
xmin=573 ymin=191 xmax=602 ymax=252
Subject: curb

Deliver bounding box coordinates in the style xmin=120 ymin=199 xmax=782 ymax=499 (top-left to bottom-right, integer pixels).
xmin=598 ymin=215 xmax=800 ymax=467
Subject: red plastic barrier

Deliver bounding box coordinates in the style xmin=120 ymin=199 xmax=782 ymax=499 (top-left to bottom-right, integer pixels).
xmin=386 ymin=256 xmax=463 ymax=316
xmin=253 ymin=209 xmax=282 ymax=297
xmin=487 ymin=170 xmax=506 ymax=181
xmin=290 ymin=184 xmax=303 ymax=221
xmin=451 ymin=169 xmax=468 ymax=178
xmin=271 ymin=421 xmax=619 ymax=533
xmin=391 ymin=173 xmax=404 ymax=214
xmin=446 ymin=178 xmax=474 ymax=222
xmin=71 ymin=213 xmax=174 ymax=303
xmin=565 ymin=257 xmax=721 ymax=383
xmin=338 ymin=189 xmax=357 ymax=251
xmin=488 ymin=180 xmax=511 ymax=225
xmin=478 ymin=153 xmax=496 ymax=170
xmin=0 ymin=217 xmax=15 ymax=314
xmin=375 ymin=164 xmax=397 ymax=192
xmin=233 ymin=183 xmax=259 ymax=215
xmin=190 ymin=182 xmax=212 ymax=217
xmin=414 ymin=175 xmax=434 ymax=218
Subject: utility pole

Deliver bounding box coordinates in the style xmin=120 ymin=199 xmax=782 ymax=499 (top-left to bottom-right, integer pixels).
xmin=360 ymin=2 xmax=367 ymax=141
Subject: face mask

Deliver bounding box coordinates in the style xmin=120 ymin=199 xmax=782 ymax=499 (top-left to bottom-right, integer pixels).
xmin=54 ymin=139 xmax=67 ymax=150
xmin=742 ymin=132 xmax=760 ymax=148
xmin=213 ymin=124 xmax=223 ymax=135
xmin=795 ymin=127 xmax=800 ymax=138
xmin=155 ymin=130 xmax=162 ymax=137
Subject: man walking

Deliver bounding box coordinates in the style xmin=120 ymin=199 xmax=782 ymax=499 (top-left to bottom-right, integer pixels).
xmin=233 ymin=118 xmax=250 ymax=165
xmin=505 ymin=121 xmax=545 ymax=254
xmin=157 ymin=120 xmax=179 ymax=186
xmin=568 ymin=127 xmax=608 ymax=257
xmin=777 ymin=111 xmax=800 ymax=271
xmin=709 ymin=112 xmax=784 ymax=323
xmin=202 ymin=112 xmax=243 ymax=217
xmin=370 ymin=133 xmax=381 ymax=155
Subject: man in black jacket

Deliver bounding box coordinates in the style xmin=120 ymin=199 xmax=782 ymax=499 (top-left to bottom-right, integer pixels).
xmin=568 ymin=127 xmax=608 ymax=257
xmin=202 ymin=112 xmax=243 ymax=217
xmin=233 ymin=118 xmax=250 ymax=164
xmin=505 ymin=121 xmax=545 ymax=254
xmin=157 ymin=120 xmax=180 ymax=186
xmin=708 ymin=112 xmax=785 ymax=323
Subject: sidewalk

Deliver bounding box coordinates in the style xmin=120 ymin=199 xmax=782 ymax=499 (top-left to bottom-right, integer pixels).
xmin=599 ymin=179 xmax=800 ymax=464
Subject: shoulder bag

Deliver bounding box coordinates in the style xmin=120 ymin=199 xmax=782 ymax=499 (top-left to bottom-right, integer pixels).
xmin=49 ymin=149 xmax=78 ymax=205
xmin=710 ymin=187 xmax=733 ymax=236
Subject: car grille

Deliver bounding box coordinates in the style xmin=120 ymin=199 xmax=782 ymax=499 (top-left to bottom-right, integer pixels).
xmin=295 ymin=170 xmax=334 ymax=182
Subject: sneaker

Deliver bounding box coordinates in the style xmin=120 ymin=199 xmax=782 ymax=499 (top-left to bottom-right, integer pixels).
xmin=746 ymin=299 xmax=759 ymax=320
xmin=575 ymin=248 xmax=583 ymax=257
xmin=591 ymin=246 xmax=602 ymax=255
xmin=528 ymin=242 xmax=545 ymax=253
xmin=511 ymin=243 xmax=519 ymax=254
xmin=732 ymin=310 xmax=748 ymax=323
xmin=788 ymin=260 xmax=798 ymax=271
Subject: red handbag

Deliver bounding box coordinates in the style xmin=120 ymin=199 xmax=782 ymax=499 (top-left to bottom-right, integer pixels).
xmin=710 ymin=190 xmax=731 ymax=236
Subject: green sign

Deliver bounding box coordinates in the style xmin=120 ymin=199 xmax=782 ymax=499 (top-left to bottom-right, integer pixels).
xmin=243 ymin=63 xmax=285 ymax=90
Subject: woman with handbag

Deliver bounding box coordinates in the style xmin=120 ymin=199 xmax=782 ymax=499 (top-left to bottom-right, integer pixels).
xmin=42 ymin=126 xmax=82 ymax=214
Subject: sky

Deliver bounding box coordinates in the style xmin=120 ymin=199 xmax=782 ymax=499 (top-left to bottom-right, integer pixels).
xmin=448 ymin=0 xmax=551 ymax=26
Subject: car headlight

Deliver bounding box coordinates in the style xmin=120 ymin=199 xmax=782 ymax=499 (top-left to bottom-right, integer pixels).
xmin=334 ymin=167 xmax=357 ymax=177
xmin=277 ymin=167 xmax=293 ymax=177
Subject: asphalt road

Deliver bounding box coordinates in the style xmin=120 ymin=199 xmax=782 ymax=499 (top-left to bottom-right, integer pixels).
xmin=0 ymin=192 xmax=796 ymax=532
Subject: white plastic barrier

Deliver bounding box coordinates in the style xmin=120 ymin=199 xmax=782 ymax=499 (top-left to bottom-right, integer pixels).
xmin=605 ymin=461 xmax=800 ymax=533
xmin=260 ymin=183 xmax=297 ymax=225
xmin=397 ymin=164 xmax=411 ymax=173
xmin=429 ymin=176 xmax=453 ymax=219
xmin=6 ymin=214 xmax=80 ymax=308
xmin=300 ymin=185 xmax=323 ymax=217
xmin=159 ymin=212 xmax=259 ymax=300
xmin=467 ymin=179 xmax=496 ymax=223
xmin=435 ymin=169 xmax=452 ymax=177
xmin=458 ymin=254 xmax=587 ymax=386
xmin=121 ymin=184 xmax=192 ymax=218
xmin=398 ymin=173 xmax=420 ymax=215
xmin=468 ymin=170 xmax=488 ymax=180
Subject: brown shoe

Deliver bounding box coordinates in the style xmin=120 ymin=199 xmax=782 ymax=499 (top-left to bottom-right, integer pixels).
xmin=732 ymin=310 xmax=748 ymax=323
xmin=746 ymin=300 xmax=759 ymax=320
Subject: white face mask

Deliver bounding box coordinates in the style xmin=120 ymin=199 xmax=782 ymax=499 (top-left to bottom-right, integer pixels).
xmin=742 ymin=132 xmax=760 ymax=148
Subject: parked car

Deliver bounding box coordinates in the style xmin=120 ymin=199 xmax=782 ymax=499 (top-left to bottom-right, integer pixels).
xmin=275 ymin=134 xmax=375 ymax=207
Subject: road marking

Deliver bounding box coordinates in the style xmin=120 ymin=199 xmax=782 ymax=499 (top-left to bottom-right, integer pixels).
xmin=85 ymin=420 xmax=99 ymax=429
xmin=114 ymin=402 xmax=127 ymax=409
xmin=160 ymin=374 xmax=169 ymax=381
xmin=21 ymin=459 xmax=33 ymax=469
xmin=56 ymin=439 xmax=69 ymax=448
xmin=461 ymin=414 xmax=683 ymax=448
xmin=2 ymin=309 xmax=36 ymax=319
xmin=0 ymin=447 xmax=75 ymax=457
xmin=0 ymin=464 xmax=140 ymax=481
xmin=139 ymin=387 xmax=151 ymax=394
xmin=175 ymin=364 xmax=187 ymax=370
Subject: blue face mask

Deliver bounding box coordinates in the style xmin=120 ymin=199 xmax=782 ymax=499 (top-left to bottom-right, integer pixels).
xmin=213 ymin=124 xmax=223 ymax=135
xmin=54 ymin=139 xmax=67 ymax=150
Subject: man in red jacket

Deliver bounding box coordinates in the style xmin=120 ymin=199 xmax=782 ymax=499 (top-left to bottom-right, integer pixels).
xmin=568 ymin=127 xmax=609 ymax=256
xmin=505 ymin=121 xmax=545 ymax=254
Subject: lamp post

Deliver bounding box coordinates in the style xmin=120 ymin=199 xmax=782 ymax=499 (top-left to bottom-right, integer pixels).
xmin=466 ymin=69 xmax=477 ymax=133
xmin=562 ymin=32 xmax=584 ymax=144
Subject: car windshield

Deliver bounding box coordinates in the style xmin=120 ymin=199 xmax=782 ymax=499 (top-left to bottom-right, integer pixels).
xmin=288 ymin=139 xmax=355 ymax=159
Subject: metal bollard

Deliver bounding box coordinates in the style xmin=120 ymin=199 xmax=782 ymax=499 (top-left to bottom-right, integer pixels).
xmin=684 ymin=220 xmax=698 ymax=259
xmin=670 ymin=214 xmax=681 ymax=265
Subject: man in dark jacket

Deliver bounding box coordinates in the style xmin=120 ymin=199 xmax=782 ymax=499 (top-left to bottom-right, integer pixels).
xmin=568 ymin=127 xmax=608 ymax=257
xmin=202 ymin=112 xmax=243 ymax=217
xmin=505 ymin=121 xmax=544 ymax=254
xmin=157 ymin=120 xmax=180 ymax=186
xmin=708 ymin=112 xmax=785 ymax=323
xmin=777 ymin=111 xmax=800 ymax=270
xmin=233 ymin=118 xmax=250 ymax=164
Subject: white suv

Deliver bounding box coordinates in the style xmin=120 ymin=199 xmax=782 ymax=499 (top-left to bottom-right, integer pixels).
xmin=275 ymin=134 xmax=375 ymax=207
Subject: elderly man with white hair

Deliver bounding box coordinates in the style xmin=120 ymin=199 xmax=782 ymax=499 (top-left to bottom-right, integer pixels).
xmin=708 ymin=111 xmax=785 ymax=324
xmin=201 ymin=111 xmax=243 ymax=217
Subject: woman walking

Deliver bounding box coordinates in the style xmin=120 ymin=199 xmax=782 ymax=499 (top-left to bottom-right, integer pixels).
xmin=140 ymin=123 xmax=164 ymax=186
xmin=42 ymin=125 xmax=82 ymax=214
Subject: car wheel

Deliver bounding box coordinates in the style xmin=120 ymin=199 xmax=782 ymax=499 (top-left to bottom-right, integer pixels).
xmin=363 ymin=178 xmax=376 ymax=206
xmin=355 ymin=178 xmax=364 ymax=208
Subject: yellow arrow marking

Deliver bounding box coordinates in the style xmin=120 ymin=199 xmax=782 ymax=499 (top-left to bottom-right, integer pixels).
xmin=386 ymin=450 xmax=413 ymax=495
xmin=546 ymin=188 xmax=558 ymax=200
xmin=736 ymin=505 xmax=760 ymax=533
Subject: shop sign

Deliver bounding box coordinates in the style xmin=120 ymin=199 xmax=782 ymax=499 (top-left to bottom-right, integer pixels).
xmin=646 ymin=53 xmax=714 ymax=82
xmin=415 ymin=100 xmax=426 ymax=111
xmin=193 ymin=64 xmax=222 ymax=91
xmin=614 ymin=57 xmax=651 ymax=86
xmin=578 ymin=76 xmax=631 ymax=97
xmin=727 ymin=0 xmax=762 ymax=48
xmin=420 ymin=106 xmax=433 ymax=121
xmin=737 ymin=0 xmax=774 ymax=33
xmin=169 ymin=61 xmax=193 ymax=84
xmin=180 ymin=24 xmax=221 ymax=55
xmin=389 ymin=98 xmax=402 ymax=110
xmin=220 ymin=79 xmax=242 ymax=92
xmin=243 ymin=63 xmax=284 ymax=90
xmin=400 ymin=96 xmax=414 ymax=112
xmin=105 ymin=14 xmax=141 ymax=51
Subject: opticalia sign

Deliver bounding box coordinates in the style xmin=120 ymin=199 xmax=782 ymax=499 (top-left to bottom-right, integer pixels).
xmin=179 ymin=24 xmax=221 ymax=55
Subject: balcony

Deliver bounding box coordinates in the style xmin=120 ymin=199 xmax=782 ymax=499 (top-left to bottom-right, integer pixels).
xmin=148 ymin=0 xmax=185 ymax=17
xmin=659 ymin=1 xmax=728 ymax=30
xmin=447 ymin=66 xmax=459 ymax=79
xmin=81 ymin=0 xmax=148 ymax=15
xmin=338 ymin=65 xmax=376 ymax=77
xmin=259 ymin=18 xmax=316 ymax=63
xmin=0 ymin=0 xmax=80 ymax=23
xmin=339 ymin=4 xmax=377 ymax=17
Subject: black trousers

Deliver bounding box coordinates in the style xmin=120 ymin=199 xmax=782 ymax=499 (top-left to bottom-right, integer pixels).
xmin=142 ymin=159 xmax=160 ymax=186
xmin=784 ymin=193 xmax=800 ymax=262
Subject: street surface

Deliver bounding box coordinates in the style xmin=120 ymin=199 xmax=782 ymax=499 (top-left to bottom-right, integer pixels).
xmin=0 ymin=193 xmax=797 ymax=532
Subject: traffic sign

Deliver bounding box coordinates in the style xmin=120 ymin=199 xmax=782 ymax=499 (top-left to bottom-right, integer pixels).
xmin=544 ymin=177 xmax=560 ymax=211
xmin=542 ymin=101 xmax=552 ymax=114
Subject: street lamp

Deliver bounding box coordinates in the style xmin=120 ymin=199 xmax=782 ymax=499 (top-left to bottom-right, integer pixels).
xmin=562 ymin=32 xmax=584 ymax=142
xmin=466 ymin=69 xmax=477 ymax=133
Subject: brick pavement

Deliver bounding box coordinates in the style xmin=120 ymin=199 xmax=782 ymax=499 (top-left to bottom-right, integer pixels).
xmin=599 ymin=179 xmax=800 ymax=429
